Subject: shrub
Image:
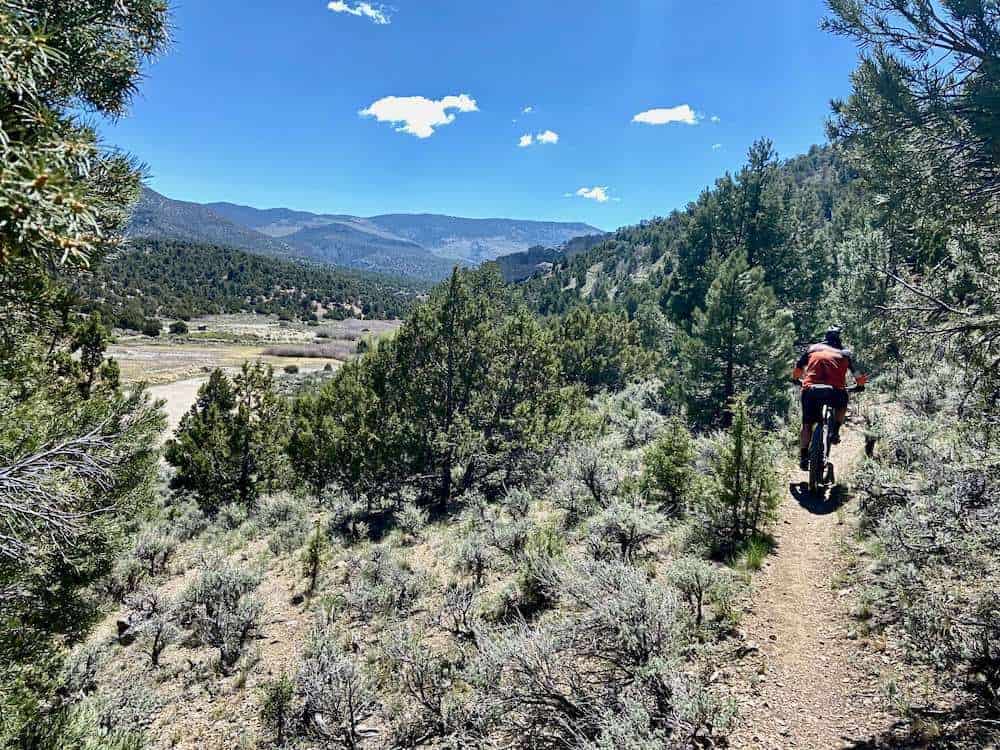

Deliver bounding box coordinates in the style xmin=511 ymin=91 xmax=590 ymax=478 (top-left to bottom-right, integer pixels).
xmin=327 ymin=498 xmax=372 ymax=546
xmin=342 ymin=546 xmax=426 ymax=620
xmin=665 ymin=556 xmax=738 ymax=631
xmin=584 ymin=500 xmax=664 ymax=563
xmin=168 ymin=320 xmax=188 ymax=335
xmin=125 ymin=590 xmax=178 ymax=667
xmin=267 ymin=515 xmax=312 ymax=556
xmin=500 ymin=487 xmax=532 ymax=519
xmin=141 ymin=319 xmax=161 ymax=337
xmin=301 ymin=521 xmax=328 ymax=595
xmin=451 ymin=530 xmax=497 ymax=588
xmin=283 ymin=364 xmax=299 ymax=374
xmin=60 ymin=642 xmax=107 ymax=701
xmin=177 ymin=559 xmax=263 ymax=671
xmin=395 ymin=501 xmax=429 ymax=540
xmin=296 ymin=630 xmax=376 ymax=748
xmin=596 ymin=379 xmax=668 ymax=448
xmin=641 ymin=417 xmax=697 ymax=515
xmin=550 ymin=438 xmax=637 ymax=526
xmin=258 ymin=495 xmax=306 ymax=527
xmin=377 ymin=626 xmax=458 ymax=743
xmin=103 ymin=556 xmax=147 ymax=602
xmin=168 ymin=498 xmax=209 ymax=541
xmin=132 ymin=531 xmax=177 ymax=576
xmin=693 ymin=398 xmax=781 ymax=556
xmin=258 ymin=673 xmax=297 ymax=747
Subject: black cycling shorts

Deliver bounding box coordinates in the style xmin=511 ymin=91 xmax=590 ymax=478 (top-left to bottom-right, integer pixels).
xmin=801 ymin=386 xmax=848 ymax=425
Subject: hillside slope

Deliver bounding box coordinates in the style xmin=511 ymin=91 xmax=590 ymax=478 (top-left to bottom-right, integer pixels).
xmin=129 ymin=188 xmax=296 ymax=259
xmin=79 ymin=239 xmax=426 ymax=322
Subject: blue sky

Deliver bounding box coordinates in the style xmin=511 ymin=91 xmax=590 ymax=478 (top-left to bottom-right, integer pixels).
xmin=100 ymin=0 xmax=861 ymax=231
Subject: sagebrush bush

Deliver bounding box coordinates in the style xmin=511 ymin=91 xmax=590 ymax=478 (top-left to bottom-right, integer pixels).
xmin=595 ymin=379 xmax=668 ymax=449
xmin=267 ymin=514 xmax=313 ymax=555
xmin=377 ymin=626 xmax=461 ymax=743
xmin=177 ymin=559 xmax=263 ymax=671
xmin=168 ymin=497 xmax=209 ymax=541
xmin=125 ymin=590 xmax=178 ymax=667
xmin=296 ymin=629 xmax=376 ymax=748
xmin=342 ymin=546 xmax=426 ymax=620
xmin=584 ymin=500 xmax=664 ymax=562
xmin=395 ymin=502 xmax=429 ymax=539
xmin=60 ymin=641 xmax=107 ymax=701
xmin=852 ymin=364 xmax=1000 ymax=720
xmin=132 ymin=531 xmax=177 ymax=576
xmin=103 ymin=555 xmax=147 ymax=602
xmin=665 ymin=556 xmax=739 ymax=631
xmin=551 ymin=437 xmax=638 ymax=511
xmin=326 ymin=498 xmax=372 ymax=545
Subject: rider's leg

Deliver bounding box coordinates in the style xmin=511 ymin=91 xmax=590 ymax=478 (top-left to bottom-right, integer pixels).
xmin=799 ymin=422 xmax=813 ymax=470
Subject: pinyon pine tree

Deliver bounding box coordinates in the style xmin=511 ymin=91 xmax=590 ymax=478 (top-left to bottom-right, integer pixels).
xmin=679 ymin=250 xmax=794 ymax=427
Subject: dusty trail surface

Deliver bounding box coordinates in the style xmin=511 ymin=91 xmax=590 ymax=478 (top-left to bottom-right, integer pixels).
xmin=149 ymin=376 xmax=207 ymax=435
xmin=729 ymin=422 xmax=896 ymax=749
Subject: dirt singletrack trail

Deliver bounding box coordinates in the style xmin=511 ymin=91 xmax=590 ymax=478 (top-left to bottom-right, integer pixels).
xmin=729 ymin=420 xmax=895 ymax=749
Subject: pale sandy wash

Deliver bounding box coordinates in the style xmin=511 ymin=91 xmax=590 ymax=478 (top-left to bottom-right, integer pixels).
xmin=728 ymin=421 xmax=900 ymax=749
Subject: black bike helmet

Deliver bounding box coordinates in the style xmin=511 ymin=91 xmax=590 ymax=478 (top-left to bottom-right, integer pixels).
xmin=824 ymin=325 xmax=843 ymax=349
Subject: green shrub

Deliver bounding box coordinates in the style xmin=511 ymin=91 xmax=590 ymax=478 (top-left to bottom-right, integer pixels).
xmin=640 ymin=417 xmax=697 ymax=515
xmin=258 ymin=673 xmax=297 ymax=747
xmin=168 ymin=320 xmax=188 ymax=335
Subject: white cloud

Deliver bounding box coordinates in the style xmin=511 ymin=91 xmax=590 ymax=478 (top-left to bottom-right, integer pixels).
xmin=519 ymin=129 xmax=559 ymax=147
xmin=710 ymin=115 xmax=721 ymax=123
xmin=522 ymin=106 xmax=534 ymax=114
xmin=712 ymin=143 xmax=722 ymax=150
xmin=632 ymin=104 xmax=700 ymax=126
xmin=360 ymin=94 xmax=478 ymax=138
xmin=327 ymin=1 xmax=391 ymax=25
xmin=575 ymin=186 xmax=610 ymax=203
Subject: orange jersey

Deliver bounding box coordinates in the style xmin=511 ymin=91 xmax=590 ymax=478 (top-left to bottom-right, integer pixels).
xmin=795 ymin=344 xmax=854 ymax=390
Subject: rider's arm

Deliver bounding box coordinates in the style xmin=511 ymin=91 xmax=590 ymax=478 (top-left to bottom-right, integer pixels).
xmin=792 ymin=350 xmax=809 ymax=381
xmin=844 ymin=350 xmax=869 ymax=386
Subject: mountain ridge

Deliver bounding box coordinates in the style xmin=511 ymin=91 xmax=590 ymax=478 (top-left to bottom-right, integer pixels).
xmin=128 ymin=188 xmax=601 ymax=280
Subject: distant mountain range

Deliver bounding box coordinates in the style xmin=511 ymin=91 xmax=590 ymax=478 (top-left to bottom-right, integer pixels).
xmin=129 ymin=188 xmax=602 ymax=281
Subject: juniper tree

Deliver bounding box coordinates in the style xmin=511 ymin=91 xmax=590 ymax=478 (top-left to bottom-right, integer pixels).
xmin=166 ymin=363 xmax=286 ymax=512
xmin=0 ymin=1 xmax=170 ymax=744
xmin=678 ymin=251 xmax=794 ymax=427
xmin=825 ymin=0 xmax=1000 ymax=391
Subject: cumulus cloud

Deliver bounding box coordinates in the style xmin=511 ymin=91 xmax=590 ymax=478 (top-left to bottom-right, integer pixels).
xmin=632 ymin=105 xmax=700 ymax=126
xmin=360 ymin=94 xmax=478 ymax=138
xmin=327 ymin=1 xmax=391 ymax=25
xmin=575 ymin=186 xmax=610 ymax=203
xmin=522 ymin=106 xmax=534 ymax=114
xmin=519 ymin=129 xmax=559 ymax=147
xmin=710 ymin=115 xmax=721 ymax=123
xmin=712 ymin=143 xmax=722 ymax=150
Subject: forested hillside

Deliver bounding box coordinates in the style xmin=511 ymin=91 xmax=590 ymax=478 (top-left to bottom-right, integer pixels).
xmin=3 ymin=1 xmax=1000 ymax=749
xmin=77 ymin=240 xmax=425 ymax=324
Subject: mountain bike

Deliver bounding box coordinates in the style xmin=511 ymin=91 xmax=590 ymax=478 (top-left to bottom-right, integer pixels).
xmin=807 ymin=384 xmax=864 ymax=494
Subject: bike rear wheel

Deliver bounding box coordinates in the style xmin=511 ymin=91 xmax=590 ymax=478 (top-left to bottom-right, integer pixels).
xmin=808 ymin=420 xmax=824 ymax=493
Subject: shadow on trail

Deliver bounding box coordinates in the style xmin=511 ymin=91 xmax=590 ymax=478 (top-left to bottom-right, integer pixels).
xmin=788 ymin=481 xmax=851 ymax=515
xmin=837 ymin=701 xmax=1000 ymax=748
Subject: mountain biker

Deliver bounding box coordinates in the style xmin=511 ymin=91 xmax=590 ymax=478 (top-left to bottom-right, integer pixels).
xmin=792 ymin=326 xmax=868 ymax=471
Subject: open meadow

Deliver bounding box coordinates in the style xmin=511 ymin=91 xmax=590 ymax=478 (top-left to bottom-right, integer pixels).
xmin=110 ymin=315 xmax=402 ymax=386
